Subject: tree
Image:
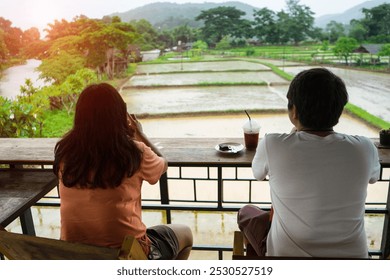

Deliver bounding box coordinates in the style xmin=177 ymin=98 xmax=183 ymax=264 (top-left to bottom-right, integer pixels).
xmin=80 ymin=19 xmax=137 ymax=78
xmin=253 ymin=8 xmax=280 ymax=44
xmin=0 ymin=29 xmax=7 ymax=60
xmin=195 ymin=6 xmax=248 ymax=46
xmin=0 ymin=17 xmax=23 ymax=56
xmin=251 ymin=0 xmax=315 ymax=44
xmin=325 ymin=21 xmax=346 ymax=43
xmin=275 ymin=10 xmax=291 ymax=44
xmin=172 ymin=24 xmax=198 ymax=46
xmin=348 ymin=19 xmax=367 ymax=42
xmin=40 ymin=17 xmax=139 ymax=80
xmin=283 ymin=0 xmax=315 ymax=44
xmin=157 ymin=30 xmax=175 ymax=49
xmin=378 ymin=44 xmax=390 ymax=69
xmin=131 ymin=19 xmax=160 ymax=50
xmin=192 ymin=40 xmax=208 ymax=50
xmin=215 ymin=36 xmax=231 ymax=50
xmin=333 ymin=37 xmax=358 ymax=65
xmin=359 ymin=3 xmax=390 ymax=42
xmin=22 ymin=27 xmax=40 ymax=43
xmin=38 ymin=50 xmax=85 ymax=84
xmin=362 ymin=4 xmax=390 ymax=36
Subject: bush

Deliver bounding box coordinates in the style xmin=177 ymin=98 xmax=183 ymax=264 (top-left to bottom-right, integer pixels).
xmin=246 ymin=49 xmax=255 ymax=56
xmin=0 ymin=96 xmax=43 ymax=137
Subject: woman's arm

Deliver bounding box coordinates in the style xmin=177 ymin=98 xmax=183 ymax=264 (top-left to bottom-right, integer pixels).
xmin=127 ymin=114 xmax=168 ymax=171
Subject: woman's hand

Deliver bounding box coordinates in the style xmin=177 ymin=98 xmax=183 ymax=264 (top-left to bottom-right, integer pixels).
xmin=127 ymin=113 xmax=143 ymax=139
xmin=127 ymin=113 xmax=164 ymax=158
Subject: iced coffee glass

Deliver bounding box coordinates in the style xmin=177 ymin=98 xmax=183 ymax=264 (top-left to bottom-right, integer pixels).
xmin=243 ymin=119 xmax=260 ymax=150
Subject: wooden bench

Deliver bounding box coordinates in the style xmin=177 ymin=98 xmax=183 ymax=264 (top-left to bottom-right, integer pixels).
xmin=0 ymin=230 xmax=147 ymax=260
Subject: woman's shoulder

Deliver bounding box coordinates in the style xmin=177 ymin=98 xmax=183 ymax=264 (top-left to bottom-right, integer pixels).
xmin=133 ymin=140 xmax=146 ymax=151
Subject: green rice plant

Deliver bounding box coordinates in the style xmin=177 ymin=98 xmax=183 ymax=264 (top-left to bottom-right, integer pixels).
xmin=197 ymin=81 xmax=267 ymax=86
xmin=345 ymin=103 xmax=390 ymax=130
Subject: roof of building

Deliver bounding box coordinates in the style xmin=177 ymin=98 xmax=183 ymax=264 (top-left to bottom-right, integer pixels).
xmin=353 ymin=44 xmax=384 ymax=54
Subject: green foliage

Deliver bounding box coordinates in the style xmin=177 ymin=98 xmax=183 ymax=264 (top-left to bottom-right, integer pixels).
xmin=190 ymin=40 xmax=208 ymax=57
xmin=333 ymin=37 xmax=358 ymax=65
xmin=320 ymin=40 xmax=329 ymax=51
xmin=215 ymin=36 xmax=231 ymax=50
xmin=378 ymin=44 xmax=390 ymax=56
xmin=283 ymin=0 xmax=315 ymax=44
xmin=325 ymin=21 xmax=346 ymax=43
xmin=379 ymin=44 xmax=390 ymax=68
xmin=0 ymin=96 xmax=43 ymax=137
xmin=361 ymin=4 xmax=390 ymax=39
xmin=38 ymin=51 xmax=86 ymax=84
xmin=48 ymin=68 xmax=98 ymax=114
xmin=246 ymin=49 xmax=255 ymax=56
xmin=195 ymin=6 xmax=247 ymax=46
xmin=41 ymin=109 xmax=74 ymax=137
xmin=0 ymin=29 xmax=7 ymax=60
xmin=197 ymin=81 xmax=267 ymax=86
xmin=348 ymin=20 xmax=367 ymax=42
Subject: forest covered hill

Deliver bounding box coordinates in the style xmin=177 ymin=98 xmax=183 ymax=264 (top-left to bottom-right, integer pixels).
xmin=315 ymin=0 xmax=390 ymax=27
xmin=110 ymin=0 xmax=390 ymax=29
xmin=110 ymin=1 xmax=257 ymax=29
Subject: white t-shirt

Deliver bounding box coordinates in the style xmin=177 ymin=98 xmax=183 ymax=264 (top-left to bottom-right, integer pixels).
xmin=252 ymin=132 xmax=380 ymax=258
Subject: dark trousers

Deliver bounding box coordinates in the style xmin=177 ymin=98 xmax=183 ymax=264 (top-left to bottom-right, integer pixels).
xmin=237 ymin=205 xmax=272 ymax=256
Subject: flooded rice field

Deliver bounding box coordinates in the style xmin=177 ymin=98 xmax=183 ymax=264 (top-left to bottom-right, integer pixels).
xmin=136 ymin=60 xmax=270 ymax=73
xmin=125 ymin=71 xmax=287 ymax=87
xmin=122 ymin=86 xmax=286 ymax=114
xmin=283 ymin=65 xmax=390 ymax=123
xmin=121 ymin=60 xmax=390 ymax=124
xmin=140 ymin=113 xmax=379 ymax=139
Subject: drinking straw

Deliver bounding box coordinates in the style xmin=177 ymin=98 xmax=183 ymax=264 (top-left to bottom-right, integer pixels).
xmin=244 ymin=110 xmax=251 ymax=121
xmin=245 ymin=110 xmax=253 ymax=131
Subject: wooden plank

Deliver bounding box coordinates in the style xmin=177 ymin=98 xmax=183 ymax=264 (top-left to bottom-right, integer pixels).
xmin=0 ymin=138 xmax=58 ymax=165
xmin=0 ymin=169 xmax=58 ymax=227
xmin=118 ymin=235 xmax=147 ymax=260
xmin=0 ymin=137 xmax=388 ymax=167
xmin=232 ymin=231 xmax=244 ymax=258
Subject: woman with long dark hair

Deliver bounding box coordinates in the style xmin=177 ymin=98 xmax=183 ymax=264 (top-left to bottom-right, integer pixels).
xmin=54 ymin=83 xmax=192 ymax=260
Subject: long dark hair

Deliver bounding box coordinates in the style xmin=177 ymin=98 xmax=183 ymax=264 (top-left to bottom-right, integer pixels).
xmin=53 ymin=83 xmax=142 ymax=188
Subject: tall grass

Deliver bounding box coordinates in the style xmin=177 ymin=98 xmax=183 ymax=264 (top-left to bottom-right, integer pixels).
xmin=41 ymin=110 xmax=73 ymax=137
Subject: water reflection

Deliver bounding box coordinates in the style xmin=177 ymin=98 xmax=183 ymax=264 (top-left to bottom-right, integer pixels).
xmin=0 ymin=59 xmax=46 ymax=99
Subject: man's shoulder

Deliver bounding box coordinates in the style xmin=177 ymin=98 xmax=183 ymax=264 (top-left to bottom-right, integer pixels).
xmin=264 ymin=133 xmax=295 ymax=141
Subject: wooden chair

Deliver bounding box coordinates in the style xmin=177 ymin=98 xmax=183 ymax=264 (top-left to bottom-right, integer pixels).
xmin=232 ymin=231 xmax=246 ymax=259
xmin=0 ymin=230 xmax=147 ymax=260
xmin=232 ymin=231 xmax=367 ymax=260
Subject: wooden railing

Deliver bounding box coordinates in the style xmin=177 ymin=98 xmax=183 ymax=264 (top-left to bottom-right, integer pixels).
xmin=1 ymin=138 xmax=389 ymax=260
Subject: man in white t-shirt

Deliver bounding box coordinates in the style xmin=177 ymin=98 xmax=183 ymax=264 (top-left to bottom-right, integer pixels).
xmin=238 ymin=68 xmax=380 ymax=258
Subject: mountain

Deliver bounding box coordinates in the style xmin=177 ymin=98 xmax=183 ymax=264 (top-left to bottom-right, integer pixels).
xmin=111 ymin=1 xmax=390 ymax=30
xmin=315 ymin=0 xmax=390 ymax=27
xmin=110 ymin=1 xmax=258 ymax=29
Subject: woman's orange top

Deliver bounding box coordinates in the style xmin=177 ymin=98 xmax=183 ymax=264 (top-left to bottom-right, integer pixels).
xmin=59 ymin=141 xmax=166 ymax=255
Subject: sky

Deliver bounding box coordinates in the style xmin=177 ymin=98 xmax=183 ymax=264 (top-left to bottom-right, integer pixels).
xmin=1 ymin=0 xmax=369 ymax=32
